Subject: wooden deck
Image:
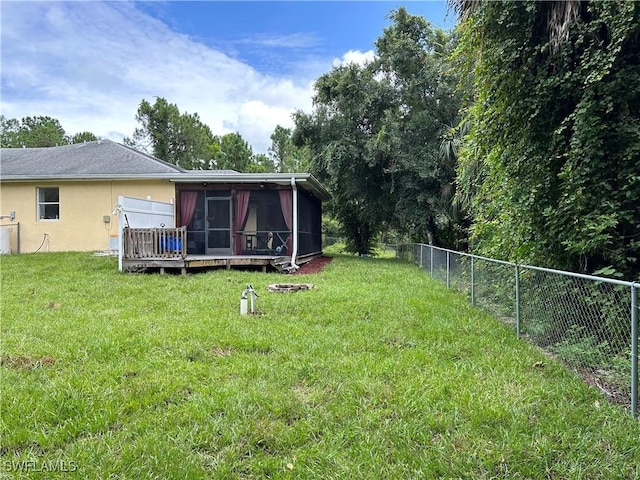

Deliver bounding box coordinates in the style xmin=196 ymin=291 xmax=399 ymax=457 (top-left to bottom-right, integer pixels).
xmin=122 ymin=254 xmax=293 ymax=274
xmin=121 ymin=226 xmax=319 ymax=274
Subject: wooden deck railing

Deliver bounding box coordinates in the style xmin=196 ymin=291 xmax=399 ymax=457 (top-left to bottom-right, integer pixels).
xmin=123 ymin=227 xmax=187 ymax=259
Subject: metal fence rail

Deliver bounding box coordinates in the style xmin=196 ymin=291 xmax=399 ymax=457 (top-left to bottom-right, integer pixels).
xmin=397 ymin=243 xmax=639 ymax=419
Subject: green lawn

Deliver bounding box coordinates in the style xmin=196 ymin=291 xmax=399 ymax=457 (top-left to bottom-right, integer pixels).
xmin=1 ymin=253 xmax=639 ymax=479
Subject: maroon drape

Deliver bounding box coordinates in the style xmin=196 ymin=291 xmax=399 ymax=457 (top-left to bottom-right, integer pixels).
xmin=180 ymin=191 xmax=198 ymax=228
xmin=235 ymin=191 xmax=251 ymax=254
xmin=279 ymin=190 xmax=293 ymax=254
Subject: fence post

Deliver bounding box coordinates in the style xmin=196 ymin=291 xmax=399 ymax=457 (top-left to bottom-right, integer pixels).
xmin=515 ymin=264 xmax=521 ymax=338
xmin=430 ymin=246 xmax=434 ymax=278
xmin=446 ymin=251 xmax=450 ymax=289
xmin=471 ymin=256 xmax=475 ymax=306
xmin=632 ymin=284 xmax=638 ymax=420
xmin=419 ymin=244 xmax=423 ymax=268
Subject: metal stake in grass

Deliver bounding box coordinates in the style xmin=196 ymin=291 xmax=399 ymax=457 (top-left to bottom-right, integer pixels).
xmin=240 ymin=284 xmax=258 ymax=315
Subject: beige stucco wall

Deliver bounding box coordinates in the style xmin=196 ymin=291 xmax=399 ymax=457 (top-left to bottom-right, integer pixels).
xmin=0 ymin=180 xmax=175 ymax=253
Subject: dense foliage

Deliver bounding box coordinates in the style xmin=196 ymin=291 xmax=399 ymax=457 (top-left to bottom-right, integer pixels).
xmin=124 ymin=97 xmax=277 ymax=172
xmin=293 ymin=8 xmax=463 ymax=254
xmin=0 ymin=115 xmax=97 ymax=148
xmin=453 ymin=0 xmax=640 ymax=278
xmin=124 ymin=97 xmax=217 ymax=170
xmin=268 ymin=125 xmax=310 ymax=173
xmin=293 ymin=62 xmax=395 ymax=254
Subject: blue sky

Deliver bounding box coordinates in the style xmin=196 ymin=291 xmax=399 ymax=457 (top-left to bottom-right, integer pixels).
xmin=1 ymin=1 xmax=455 ymax=153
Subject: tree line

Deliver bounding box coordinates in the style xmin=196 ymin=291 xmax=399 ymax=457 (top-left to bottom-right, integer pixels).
xmin=0 ymin=116 xmax=97 ymax=148
xmin=122 ymin=97 xmax=309 ymax=173
xmin=0 ymin=101 xmax=309 ymax=174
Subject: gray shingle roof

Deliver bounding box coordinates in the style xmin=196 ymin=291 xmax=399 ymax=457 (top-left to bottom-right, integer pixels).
xmin=0 ymin=140 xmax=331 ymax=200
xmin=0 ymin=140 xmax=185 ymax=179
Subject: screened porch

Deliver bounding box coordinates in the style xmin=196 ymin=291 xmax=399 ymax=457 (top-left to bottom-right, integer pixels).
xmin=177 ymin=186 xmax=322 ymax=258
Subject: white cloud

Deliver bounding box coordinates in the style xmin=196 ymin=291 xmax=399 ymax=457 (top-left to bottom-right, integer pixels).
xmin=0 ymin=2 xmax=322 ymax=153
xmin=238 ymin=32 xmax=320 ymax=49
xmin=332 ymin=49 xmax=376 ymax=68
xmin=233 ymin=100 xmax=299 ymax=152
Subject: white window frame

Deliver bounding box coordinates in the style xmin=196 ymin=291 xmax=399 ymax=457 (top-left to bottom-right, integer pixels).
xmin=37 ymin=187 xmax=60 ymax=221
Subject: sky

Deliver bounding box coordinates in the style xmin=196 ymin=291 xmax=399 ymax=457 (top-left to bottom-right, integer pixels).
xmin=1 ymin=1 xmax=456 ymax=154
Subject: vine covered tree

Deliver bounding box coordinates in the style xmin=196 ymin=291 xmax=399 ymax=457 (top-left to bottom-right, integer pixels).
xmin=452 ymin=0 xmax=640 ymax=277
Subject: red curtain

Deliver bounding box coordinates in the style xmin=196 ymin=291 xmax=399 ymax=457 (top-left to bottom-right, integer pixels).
xmin=279 ymin=190 xmax=293 ymax=254
xmin=235 ymin=191 xmax=251 ymax=254
xmin=180 ymin=191 xmax=198 ymax=228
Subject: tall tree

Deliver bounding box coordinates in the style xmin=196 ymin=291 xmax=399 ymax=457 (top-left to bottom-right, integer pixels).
xmin=452 ymin=0 xmax=640 ymax=277
xmin=125 ymin=97 xmax=215 ymax=169
xmin=1 ymin=116 xmax=66 ymax=147
xmin=0 ymin=116 xmax=21 ymax=147
xmin=68 ymin=131 xmax=98 ymax=144
xmin=19 ymin=116 xmax=67 ymax=147
xmin=373 ymin=8 xmax=463 ymax=246
xmin=268 ymin=125 xmax=310 ymax=173
xmin=211 ymin=132 xmax=255 ymax=172
xmin=293 ymin=8 xmax=462 ymax=253
xmin=293 ymin=62 xmax=397 ymax=255
xmin=248 ymin=153 xmax=277 ymax=173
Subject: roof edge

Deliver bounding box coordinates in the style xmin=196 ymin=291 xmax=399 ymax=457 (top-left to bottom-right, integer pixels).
xmin=170 ymin=172 xmax=331 ymax=201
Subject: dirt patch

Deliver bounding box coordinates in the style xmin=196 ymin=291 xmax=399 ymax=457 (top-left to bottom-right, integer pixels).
xmin=579 ymin=369 xmax=629 ymax=407
xmin=268 ymin=283 xmax=314 ymax=293
xmin=209 ymin=346 xmax=235 ymax=358
xmin=293 ymin=256 xmax=332 ymax=275
xmin=1 ymin=355 xmax=55 ymax=370
xmin=534 ymin=347 xmax=630 ymax=407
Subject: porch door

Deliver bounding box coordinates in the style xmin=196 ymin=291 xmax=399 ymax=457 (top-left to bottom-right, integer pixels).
xmin=206 ymin=197 xmax=231 ymax=254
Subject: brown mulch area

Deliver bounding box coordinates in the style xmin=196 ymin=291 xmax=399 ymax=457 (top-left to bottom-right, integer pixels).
xmin=293 ymin=256 xmax=333 ymax=275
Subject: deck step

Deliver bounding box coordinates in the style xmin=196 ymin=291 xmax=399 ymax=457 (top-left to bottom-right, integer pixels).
xmin=271 ymin=257 xmax=295 ymax=274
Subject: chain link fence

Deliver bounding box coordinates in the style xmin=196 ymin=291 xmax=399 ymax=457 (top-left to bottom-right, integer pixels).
xmin=397 ymin=243 xmax=639 ymax=419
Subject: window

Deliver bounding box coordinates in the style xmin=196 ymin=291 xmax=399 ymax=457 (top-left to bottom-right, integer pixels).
xmin=37 ymin=187 xmax=60 ymax=220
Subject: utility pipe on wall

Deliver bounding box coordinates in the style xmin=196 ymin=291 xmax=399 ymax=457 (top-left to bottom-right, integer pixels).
xmin=290 ymin=177 xmax=299 ymax=270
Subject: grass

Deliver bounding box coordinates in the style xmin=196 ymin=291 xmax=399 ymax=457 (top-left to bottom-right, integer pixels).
xmin=1 ymin=252 xmax=639 ymax=479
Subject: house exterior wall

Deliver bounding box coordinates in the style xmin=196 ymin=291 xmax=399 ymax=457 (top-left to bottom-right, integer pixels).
xmin=0 ymin=180 xmax=175 ymax=253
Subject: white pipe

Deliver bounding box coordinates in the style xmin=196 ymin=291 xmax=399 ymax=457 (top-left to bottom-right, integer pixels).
xmin=290 ymin=177 xmax=299 ymax=270
xmin=117 ymin=204 xmax=123 ymax=272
